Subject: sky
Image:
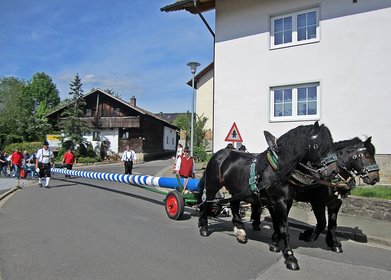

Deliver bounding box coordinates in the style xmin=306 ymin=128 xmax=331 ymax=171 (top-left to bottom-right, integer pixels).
xmin=0 ymin=0 xmax=215 ymax=113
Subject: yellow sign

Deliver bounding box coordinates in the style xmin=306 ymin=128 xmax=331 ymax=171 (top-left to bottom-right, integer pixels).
xmin=47 ymin=134 xmax=61 ymax=141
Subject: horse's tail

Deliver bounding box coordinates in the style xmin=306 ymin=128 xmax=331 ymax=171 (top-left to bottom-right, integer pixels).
xmin=197 ymin=170 xmax=206 ymax=204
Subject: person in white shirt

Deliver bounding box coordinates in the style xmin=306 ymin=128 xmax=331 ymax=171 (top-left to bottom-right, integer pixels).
xmin=176 ymin=143 xmax=183 ymax=159
xmin=121 ymin=145 xmax=137 ymax=175
xmin=35 ymin=140 xmax=55 ymax=188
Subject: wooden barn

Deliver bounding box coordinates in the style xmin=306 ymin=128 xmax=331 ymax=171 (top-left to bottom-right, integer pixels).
xmin=46 ymin=89 xmax=178 ymax=158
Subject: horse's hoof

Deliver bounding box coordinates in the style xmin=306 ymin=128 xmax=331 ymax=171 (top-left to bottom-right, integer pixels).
xmin=285 ymin=260 xmax=300 ymax=271
xmin=299 ymin=229 xmax=316 ymax=242
xmin=237 ymin=235 xmax=248 ymax=244
xmin=269 ymin=243 xmax=280 ymax=252
xmin=234 ymin=228 xmax=248 ymax=244
xmin=330 ymin=245 xmax=343 ymax=253
xmin=252 ymin=223 xmax=261 ymax=231
xmin=199 ymin=228 xmax=209 ymax=237
xmin=285 ymin=255 xmax=300 ymax=271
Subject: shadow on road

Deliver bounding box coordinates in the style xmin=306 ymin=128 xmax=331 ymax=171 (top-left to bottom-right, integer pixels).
xmin=53 ymin=177 xmax=165 ymax=207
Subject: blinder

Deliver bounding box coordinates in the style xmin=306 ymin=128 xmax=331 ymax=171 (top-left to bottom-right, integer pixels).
xmin=350 ymin=147 xmax=380 ymax=177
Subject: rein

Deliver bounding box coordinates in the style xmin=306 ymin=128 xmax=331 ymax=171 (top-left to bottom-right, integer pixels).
xmin=266 ymin=148 xmax=347 ymax=190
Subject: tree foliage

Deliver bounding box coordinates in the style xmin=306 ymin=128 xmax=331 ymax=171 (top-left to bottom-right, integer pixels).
xmin=25 ymin=72 xmax=60 ymax=118
xmin=173 ymin=112 xmax=208 ymax=149
xmin=0 ymin=77 xmax=27 ymax=148
xmin=59 ymin=73 xmax=90 ymax=146
xmin=173 ymin=112 xmax=191 ymax=145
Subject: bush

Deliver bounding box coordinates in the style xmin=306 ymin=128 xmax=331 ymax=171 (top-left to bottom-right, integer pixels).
xmin=193 ymin=146 xmax=207 ymax=162
xmin=76 ymin=157 xmax=99 ymax=164
xmin=3 ymin=142 xmax=43 ymax=154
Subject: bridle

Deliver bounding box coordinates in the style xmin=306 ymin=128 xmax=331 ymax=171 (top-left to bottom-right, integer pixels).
xmin=347 ymin=147 xmax=379 ymax=180
xmin=305 ymin=133 xmax=338 ymax=177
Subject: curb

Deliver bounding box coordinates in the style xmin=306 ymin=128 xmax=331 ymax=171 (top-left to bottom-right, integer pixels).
xmin=0 ymin=187 xmax=19 ymax=201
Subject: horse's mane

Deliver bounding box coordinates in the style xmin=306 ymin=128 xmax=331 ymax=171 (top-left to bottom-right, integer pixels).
xmin=334 ymin=137 xmax=362 ymax=150
xmin=334 ymin=137 xmax=375 ymax=156
xmin=273 ymin=123 xmax=333 ymax=182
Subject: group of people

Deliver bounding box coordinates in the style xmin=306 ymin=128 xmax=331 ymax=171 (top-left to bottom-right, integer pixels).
xmin=2 ymin=141 xmax=242 ymax=188
xmin=0 ymin=148 xmax=35 ymax=178
xmin=0 ymin=141 xmax=76 ymax=189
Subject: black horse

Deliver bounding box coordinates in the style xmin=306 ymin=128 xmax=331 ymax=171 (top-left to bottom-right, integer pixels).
xmin=198 ymin=121 xmax=338 ymax=270
xmin=251 ymin=136 xmax=380 ymax=252
xmin=296 ymin=137 xmax=379 ymax=251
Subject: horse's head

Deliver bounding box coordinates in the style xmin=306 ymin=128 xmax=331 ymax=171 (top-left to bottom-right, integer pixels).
xmin=337 ymin=137 xmax=380 ymax=185
xmin=306 ymin=121 xmax=339 ymax=180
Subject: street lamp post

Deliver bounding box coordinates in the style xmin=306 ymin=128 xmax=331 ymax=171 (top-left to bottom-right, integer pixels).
xmin=187 ymin=61 xmax=200 ymax=157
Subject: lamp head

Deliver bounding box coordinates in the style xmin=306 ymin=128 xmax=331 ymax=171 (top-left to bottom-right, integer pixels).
xmin=187 ymin=62 xmax=200 ymax=74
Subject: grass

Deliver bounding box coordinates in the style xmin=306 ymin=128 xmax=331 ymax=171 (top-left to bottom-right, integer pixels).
xmin=351 ymin=186 xmax=391 ymax=200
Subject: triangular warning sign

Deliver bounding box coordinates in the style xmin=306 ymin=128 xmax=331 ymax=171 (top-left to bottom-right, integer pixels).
xmin=225 ymin=122 xmax=243 ymax=142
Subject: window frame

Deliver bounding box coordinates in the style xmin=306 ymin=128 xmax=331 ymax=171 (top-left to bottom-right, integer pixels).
xmin=270 ymin=7 xmax=320 ymax=49
xmin=269 ymin=82 xmax=320 ymax=122
xmin=85 ymin=108 xmax=92 ymax=117
xmin=92 ymin=131 xmax=100 ymax=141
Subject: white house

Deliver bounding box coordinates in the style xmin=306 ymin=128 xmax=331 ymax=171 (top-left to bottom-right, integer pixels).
xmin=187 ymin=62 xmax=214 ymax=150
xmin=162 ymin=0 xmax=391 ymax=183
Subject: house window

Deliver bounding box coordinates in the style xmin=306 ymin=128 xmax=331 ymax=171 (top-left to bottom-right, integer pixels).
xmin=114 ymin=108 xmax=120 ymax=116
xmin=270 ymin=83 xmax=320 ymax=122
xmin=93 ymin=131 xmax=100 ymax=141
xmin=271 ymin=8 xmax=319 ymax=49
xmin=120 ymin=130 xmax=129 ymax=139
xmin=86 ymin=109 xmax=92 ymax=117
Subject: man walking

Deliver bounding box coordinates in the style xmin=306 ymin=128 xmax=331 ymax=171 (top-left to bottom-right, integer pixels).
xmin=35 ymin=140 xmax=55 ymax=188
xmin=62 ymin=147 xmax=76 ymax=178
xmin=10 ymin=148 xmax=23 ymax=178
xmin=121 ymin=145 xmax=137 ymax=175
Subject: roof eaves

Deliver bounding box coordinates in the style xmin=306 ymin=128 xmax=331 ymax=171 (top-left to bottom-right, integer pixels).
xmin=160 ymin=0 xmax=215 ymax=14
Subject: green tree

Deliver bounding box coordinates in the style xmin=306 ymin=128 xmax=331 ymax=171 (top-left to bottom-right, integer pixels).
xmin=25 ymin=72 xmax=60 ymax=118
xmin=173 ymin=112 xmax=208 ymax=150
xmin=59 ymin=74 xmax=90 ymax=146
xmin=173 ymin=112 xmax=191 ymax=146
xmin=0 ymin=77 xmax=27 ymax=148
xmin=194 ymin=114 xmax=208 ymax=149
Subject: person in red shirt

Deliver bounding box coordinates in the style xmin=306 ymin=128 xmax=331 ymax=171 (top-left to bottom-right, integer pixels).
xmin=10 ymin=148 xmax=23 ymax=178
xmin=62 ymin=148 xmax=76 ymax=178
xmin=174 ymin=147 xmax=195 ymax=178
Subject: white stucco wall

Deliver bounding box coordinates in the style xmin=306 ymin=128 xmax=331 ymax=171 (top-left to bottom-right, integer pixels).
xmin=214 ymin=0 xmax=391 ymax=154
xmin=163 ymin=126 xmax=176 ymax=151
xmin=84 ymin=129 xmax=119 ymax=153
xmin=196 ymin=68 xmax=214 ymax=132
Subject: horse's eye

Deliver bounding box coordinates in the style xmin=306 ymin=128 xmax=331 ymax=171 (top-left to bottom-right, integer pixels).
xmin=352 ymin=155 xmax=357 ymax=159
xmin=313 ymin=144 xmax=318 ymax=149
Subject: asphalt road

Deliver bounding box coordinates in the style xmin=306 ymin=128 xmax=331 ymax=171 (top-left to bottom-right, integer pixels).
xmin=0 ymin=159 xmax=390 ymax=280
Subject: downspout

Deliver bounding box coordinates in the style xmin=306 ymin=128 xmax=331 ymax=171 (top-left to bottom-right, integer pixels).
xmin=193 ymin=0 xmax=215 ymax=38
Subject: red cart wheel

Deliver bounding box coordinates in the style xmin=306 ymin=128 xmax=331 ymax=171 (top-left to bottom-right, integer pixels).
xmin=165 ymin=190 xmax=184 ymax=220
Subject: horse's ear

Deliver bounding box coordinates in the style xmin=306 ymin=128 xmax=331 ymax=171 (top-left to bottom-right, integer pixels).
xmin=365 ymin=136 xmax=372 ymax=144
xmin=314 ymin=121 xmax=319 ymax=128
xmin=264 ymin=131 xmax=278 ymax=148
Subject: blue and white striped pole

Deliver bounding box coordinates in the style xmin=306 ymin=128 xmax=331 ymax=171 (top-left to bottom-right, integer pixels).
xmin=50 ymin=168 xmax=200 ymax=192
